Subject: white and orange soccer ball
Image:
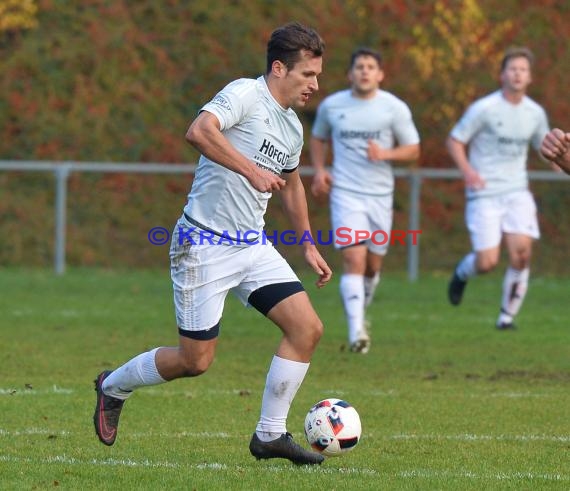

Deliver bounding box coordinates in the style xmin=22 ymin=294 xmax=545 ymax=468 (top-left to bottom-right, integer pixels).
xmin=304 ymin=398 xmax=362 ymax=457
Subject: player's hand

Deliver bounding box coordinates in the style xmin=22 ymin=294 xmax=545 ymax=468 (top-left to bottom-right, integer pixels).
xmin=367 ymin=140 xmax=390 ymax=161
xmin=303 ymin=245 xmax=332 ymax=288
xmin=311 ymin=170 xmax=332 ymax=200
xmin=248 ymin=165 xmax=286 ymax=193
xmin=463 ymin=167 xmax=485 ymax=190
xmin=541 ymin=128 xmax=570 ymax=161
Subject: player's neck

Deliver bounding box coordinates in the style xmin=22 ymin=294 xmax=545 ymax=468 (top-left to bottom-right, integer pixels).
xmin=351 ymin=87 xmax=378 ymax=100
xmin=501 ymin=88 xmax=525 ymax=105
xmin=265 ymin=75 xmax=290 ymax=110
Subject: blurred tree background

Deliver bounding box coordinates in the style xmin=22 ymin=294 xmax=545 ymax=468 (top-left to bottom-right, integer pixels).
xmin=0 ymin=0 xmax=569 ymax=274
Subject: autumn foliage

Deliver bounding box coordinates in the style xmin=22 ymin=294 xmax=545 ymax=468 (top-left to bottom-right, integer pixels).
xmin=1 ymin=1 xmax=569 ymax=272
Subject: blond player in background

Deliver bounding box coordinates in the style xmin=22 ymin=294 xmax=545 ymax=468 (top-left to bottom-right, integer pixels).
xmin=447 ymin=47 xmax=550 ymax=330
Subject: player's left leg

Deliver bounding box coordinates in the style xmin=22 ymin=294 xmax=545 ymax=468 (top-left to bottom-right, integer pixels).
xmin=238 ymin=245 xmax=324 ymax=464
xmin=267 ymin=291 xmax=323 ymax=362
xmin=248 ymin=290 xmax=324 ymax=465
xmin=330 ymin=188 xmax=372 ymax=353
xmin=497 ymin=233 xmax=533 ymax=329
xmin=364 ymin=250 xmax=383 ymax=308
xmin=364 ymin=193 xmax=391 ymax=309
xmin=362 ymin=193 xmax=391 ymax=335
xmin=359 ymin=251 xmax=383 ymax=350
xmin=496 ymin=190 xmax=539 ymax=329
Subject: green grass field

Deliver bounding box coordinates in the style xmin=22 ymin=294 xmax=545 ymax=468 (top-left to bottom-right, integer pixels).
xmin=1 ymin=268 xmax=568 ymax=490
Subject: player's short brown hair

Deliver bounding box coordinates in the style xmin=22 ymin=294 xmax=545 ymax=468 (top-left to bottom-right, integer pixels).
xmin=266 ymin=22 xmax=325 ymax=73
xmin=349 ymin=47 xmax=383 ymax=69
xmin=500 ymin=47 xmax=535 ymax=71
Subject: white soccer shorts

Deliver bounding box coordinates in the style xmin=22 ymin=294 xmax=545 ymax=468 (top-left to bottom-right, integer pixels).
xmin=169 ymin=216 xmax=301 ymax=335
xmin=330 ymin=187 xmax=394 ymax=255
xmin=465 ymin=189 xmax=540 ymax=251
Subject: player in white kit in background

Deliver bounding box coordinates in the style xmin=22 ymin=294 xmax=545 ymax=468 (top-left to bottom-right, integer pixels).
xmin=310 ymin=47 xmax=420 ymax=353
xmin=93 ymin=22 xmax=332 ymax=466
xmin=446 ymin=46 xmax=550 ymax=330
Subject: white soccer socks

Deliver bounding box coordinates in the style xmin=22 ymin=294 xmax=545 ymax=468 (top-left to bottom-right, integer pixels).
xmin=340 ymin=274 xmax=366 ymax=344
xmin=256 ymin=356 xmax=309 ymax=441
xmin=364 ymin=273 xmax=380 ymax=308
xmin=498 ymin=267 xmax=529 ymax=325
xmin=456 ymin=252 xmax=477 ymax=280
xmin=102 ymin=347 xmax=166 ymax=400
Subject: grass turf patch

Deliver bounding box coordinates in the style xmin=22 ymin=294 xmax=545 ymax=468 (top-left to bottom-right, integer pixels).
xmin=0 ymin=268 xmax=568 ymax=490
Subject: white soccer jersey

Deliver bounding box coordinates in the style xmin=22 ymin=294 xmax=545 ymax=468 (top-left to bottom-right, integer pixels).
xmin=450 ymin=90 xmax=549 ymax=198
xmin=312 ymin=89 xmax=420 ymax=195
xmin=184 ymin=76 xmax=302 ymax=237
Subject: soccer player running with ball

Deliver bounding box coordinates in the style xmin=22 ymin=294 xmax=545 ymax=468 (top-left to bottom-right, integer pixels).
xmin=93 ymin=22 xmax=332 ymax=465
xmin=446 ymin=47 xmax=550 ymax=330
xmin=310 ymin=47 xmax=420 ymax=354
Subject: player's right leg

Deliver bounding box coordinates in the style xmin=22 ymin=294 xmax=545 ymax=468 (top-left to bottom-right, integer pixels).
xmin=94 ymin=219 xmax=228 ymax=446
xmin=93 ymin=347 xmax=168 ymax=446
xmin=449 ymin=247 xmax=500 ymax=305
xmin=448 ymin=197 xmax=502 ymax=306
xmin=94 ymin=336 xmax=219 ymax=446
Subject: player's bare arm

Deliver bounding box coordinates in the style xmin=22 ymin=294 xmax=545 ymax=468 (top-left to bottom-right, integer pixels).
xmin=367 ymin=140 xmax=420 ymax=162
xmin=309 ymin=136 xmax=333 ymax=198
xmin=540 ymin=128 xmax=570 ymax=175
xmin=446 ymin=136 xmax=485 ymax=190
xmin=279 ymin=170 xmax=332 ymax=287
xmin=186 ymin=111 xmax=286 ymax=192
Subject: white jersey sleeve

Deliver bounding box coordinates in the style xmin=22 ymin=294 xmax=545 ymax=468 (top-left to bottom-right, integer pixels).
xmin=529 ymin=106 xmax=550 ymax=152
xmin=391 ymin=100 xmax=420 ymax=146
xmin=450 ymin=98 xmax=487 ymax=144
xmin=200 ymin=78 xmax=258 ymax=132
xmin=312 ymin=99 xmax=332 ymax=140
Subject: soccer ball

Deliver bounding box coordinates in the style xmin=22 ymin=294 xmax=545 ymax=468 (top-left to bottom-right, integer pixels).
xmin=304 ymin=398 xmax=362 ymax=457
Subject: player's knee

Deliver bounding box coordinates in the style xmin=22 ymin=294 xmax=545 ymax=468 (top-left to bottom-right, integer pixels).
xmin=477 ymin=256 xmax=498 ymax=273
xmin=306 ymin=317 xmax=324 ymax=347
xmin=179 ymin=354 xmax=213 ymax=377
xmin=513 ymin=250 xmax=531 ymax=269
xmin=478 ymin=262 xmax=495 ymax=273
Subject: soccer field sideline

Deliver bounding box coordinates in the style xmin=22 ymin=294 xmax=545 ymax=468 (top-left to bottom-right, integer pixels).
xmin=1 ymin=451 xmax=569 ymax=485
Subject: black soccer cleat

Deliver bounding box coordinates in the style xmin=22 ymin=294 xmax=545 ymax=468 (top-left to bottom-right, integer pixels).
xmin=448 ymin=270 xmax=467 ymax=306
xmin=496 ymin=322 xmax=517 ymax=331
xmin=249 ymin=432 xmax=325 ymax=465
xmin=93 ymin=370 xmax=125 ymax=446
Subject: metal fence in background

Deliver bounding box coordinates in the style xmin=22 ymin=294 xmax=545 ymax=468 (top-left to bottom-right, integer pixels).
xmin=1 ymin=160 xmax=568 ymax=280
